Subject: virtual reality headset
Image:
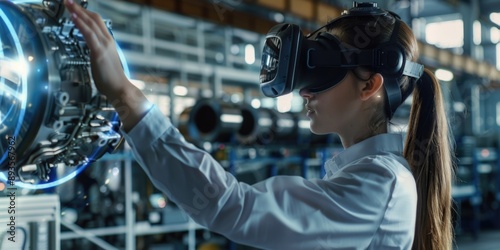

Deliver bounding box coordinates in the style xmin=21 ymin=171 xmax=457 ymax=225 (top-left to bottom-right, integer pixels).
xmin=259 ymin=2 xmax=424 ymax=118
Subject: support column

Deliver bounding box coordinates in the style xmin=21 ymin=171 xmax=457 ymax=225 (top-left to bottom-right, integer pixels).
xmin=460 ymin=0 xmax=480 ymax=58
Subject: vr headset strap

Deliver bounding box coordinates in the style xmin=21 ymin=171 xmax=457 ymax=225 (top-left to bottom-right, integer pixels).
xmin=307 ymin=49 xmax=401 ymax=67
xmin=403 ymin=61 xmax=424 ymax=78
xmin=384 ymin=19 xmax=402 ymax=119
xmin=385 ymin=77 xmax=402 ymax=119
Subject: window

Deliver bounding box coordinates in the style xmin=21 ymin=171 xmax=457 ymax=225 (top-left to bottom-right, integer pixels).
xmin=425 ymin=19 xmax=464 ymax=48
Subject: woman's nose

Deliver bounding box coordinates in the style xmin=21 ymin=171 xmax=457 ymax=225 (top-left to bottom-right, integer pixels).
xmin=299 ymin=88 xmax=312 ymax=98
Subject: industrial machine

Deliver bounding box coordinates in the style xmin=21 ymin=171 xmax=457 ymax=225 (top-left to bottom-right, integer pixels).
xmin=0 ymin=0 xmax=127 ymax=189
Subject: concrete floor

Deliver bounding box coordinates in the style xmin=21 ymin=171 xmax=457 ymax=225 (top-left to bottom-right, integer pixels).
xmin=454 ymin=230 xmax=500 ymax=250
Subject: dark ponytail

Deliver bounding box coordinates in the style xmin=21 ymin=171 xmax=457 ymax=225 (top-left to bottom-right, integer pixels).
xmin=404 ymin=69 xmax=454 ymax=249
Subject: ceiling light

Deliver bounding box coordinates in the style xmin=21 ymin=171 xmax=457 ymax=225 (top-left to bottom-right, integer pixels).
xmin=435 ymin=69 xmax=454 ymax=81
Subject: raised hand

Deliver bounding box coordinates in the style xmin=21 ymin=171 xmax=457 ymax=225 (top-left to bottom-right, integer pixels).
xmin=64 ymin=0 xmax=130 ymax=101
xmin=64 ymin=0 xmax=151 ymax=131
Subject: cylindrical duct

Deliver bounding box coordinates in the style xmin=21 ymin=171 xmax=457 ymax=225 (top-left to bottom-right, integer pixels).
xmin=179 ymin=100 xmax=338 ymax=145
xmin=237 ymin=106 xmax=296 ymax=144
xmin=180 ymin=99 xmax=245 ymax=143
xmin=249 ymin=108 xmax=296 ymax=144
xmin=179 ymin=100 xmax=300 ymax=144
xmin=237 ymin=104 xmax=262 ymax=144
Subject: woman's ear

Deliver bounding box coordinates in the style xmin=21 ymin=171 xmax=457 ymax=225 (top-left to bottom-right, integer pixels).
xmin=359 ymin=73 xmax=384 ymax=101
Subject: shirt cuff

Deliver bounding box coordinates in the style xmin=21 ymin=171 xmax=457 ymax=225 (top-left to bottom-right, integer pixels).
xmin=121 ymin=105 xmax=172 ymax=146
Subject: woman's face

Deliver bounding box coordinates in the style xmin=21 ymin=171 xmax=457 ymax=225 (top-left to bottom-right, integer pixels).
xmin=299 ymin=72 xmax=363 ymax=135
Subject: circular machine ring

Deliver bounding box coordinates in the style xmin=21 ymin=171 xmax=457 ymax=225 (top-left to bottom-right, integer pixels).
xmin=0 ymin=1 xmax=130 ymax=189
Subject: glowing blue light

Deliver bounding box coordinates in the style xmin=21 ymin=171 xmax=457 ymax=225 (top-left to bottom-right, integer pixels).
xmin=10 ymin=0 xmax=42 ymax=3
xmin=116 ymin=40 xmax=130 ymax=78
xmin=0 ymin=8 xmax=28 ymax=161
xmin=113 ymin=38 xmax=130 ymax=126
xmin=0 ymin=7 xmax=130 ymax=190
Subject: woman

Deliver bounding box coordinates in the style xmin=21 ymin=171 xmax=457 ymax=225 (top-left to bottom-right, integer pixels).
xmin=64 ymin=0 xmax=454 ymax=249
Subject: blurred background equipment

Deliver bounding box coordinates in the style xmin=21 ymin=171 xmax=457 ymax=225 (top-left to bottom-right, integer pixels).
xmin=0 ymin=194 xmax=60 ymax=250
xmin=178 ymin=98 xmax=330 ymax=145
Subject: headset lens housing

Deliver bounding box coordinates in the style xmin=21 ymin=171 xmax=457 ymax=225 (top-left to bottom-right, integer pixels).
xmin=260 ymin=37 xmax=281 ymax=84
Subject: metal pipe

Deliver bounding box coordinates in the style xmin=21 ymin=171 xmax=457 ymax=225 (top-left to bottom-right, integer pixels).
xmin=179 ymin=99 xmax=243 ymax=143
xmin=179 ymin=99 xmax=335 ymax=145
xmin=180 ymin=100 xmax=303 ymax=144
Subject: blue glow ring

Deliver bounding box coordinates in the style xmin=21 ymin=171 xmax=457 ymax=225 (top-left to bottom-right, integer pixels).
xmin=0 ymin=8 xmax=130 ymax=189
xmin=0 ymin=7 xmax=29 ymax=164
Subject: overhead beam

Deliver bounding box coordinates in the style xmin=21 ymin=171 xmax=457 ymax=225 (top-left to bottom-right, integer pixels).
xmin=117 ymin=0 xmax=500 ymax=82
xmin=121 ymin=0 xmax=345 ymax=34
xmin=122 ymin=0 xmax=279 ymax=34
xmin=480 ymin=0 xmax=500 ymax=14
xmin=419 ymin=40 xmax=500 ymax=82
xmin=252 ymin=0 xmax=342 ymax=24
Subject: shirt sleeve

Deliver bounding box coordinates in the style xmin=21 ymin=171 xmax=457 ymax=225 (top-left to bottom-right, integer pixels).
xmin=122 ymin=105 xmax=397 ymax=250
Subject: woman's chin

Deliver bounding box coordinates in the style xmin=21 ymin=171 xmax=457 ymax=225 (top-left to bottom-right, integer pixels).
xmin=309 ymin=125 xmax=334 ymax=135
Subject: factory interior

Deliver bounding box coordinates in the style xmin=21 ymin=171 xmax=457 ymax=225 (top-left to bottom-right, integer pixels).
xmin=1 ymin=0 xmax=500 ymax=249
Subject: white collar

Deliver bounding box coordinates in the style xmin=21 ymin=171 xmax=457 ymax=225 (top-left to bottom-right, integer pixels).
xmin=324 ymin=133 xmax=405 ymax=176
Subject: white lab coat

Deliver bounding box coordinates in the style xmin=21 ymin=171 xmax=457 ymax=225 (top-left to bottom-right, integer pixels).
xmin=122 ymin=105 xmax=417 ymax=250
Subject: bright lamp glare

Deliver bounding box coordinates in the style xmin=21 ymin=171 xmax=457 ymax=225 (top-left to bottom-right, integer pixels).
xmin=221 ymin=114 xmax=243 ymax=123
xmin=173 ymin=86 xmax=188 ymax=96
xmin=277 ymin=93 xmax=293 ymax=113
xmin=244 ymin=44 xmax=255 ymax=65
xmin=435 ymin=69 xmax=454 ymax=81
xmin=425 ymin=20 xmax=464 ymax=48
xmin=491 ymin=27 xmax=500 ymax=43
xmin=497 ymin=44 xmax=500 ymax=70
xmin=251 ymin=98 xmax=261 ymax=109
xmin=473 ymin=21 xmax=481 ymax=45
xmin=298 ymin=120 xmax=310 ymax=129
xmin=490 ymin=13 xmax=500 ymax=26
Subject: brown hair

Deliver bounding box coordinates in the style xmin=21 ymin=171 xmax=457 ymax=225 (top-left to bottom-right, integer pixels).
xmin=329 ymin=14 xmax=454 ymax=249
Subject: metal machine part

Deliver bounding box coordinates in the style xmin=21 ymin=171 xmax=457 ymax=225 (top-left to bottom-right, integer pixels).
xmin=240 ymin=107 xmax=296 ymax=144
xmin=178 ymin=99 xmax=330 ymax=145
xmin=178 ymin=99 xmax=248 ymax=143
xmin=0 ymin=0 xmax=126 ymax=188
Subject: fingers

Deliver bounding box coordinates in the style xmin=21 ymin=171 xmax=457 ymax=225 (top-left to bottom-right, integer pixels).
xmin=64 ymin=0 xmax=112 ymax=50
